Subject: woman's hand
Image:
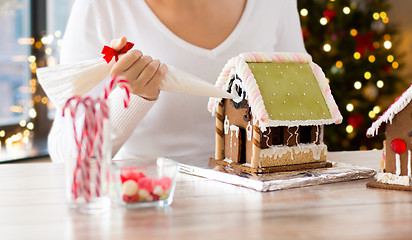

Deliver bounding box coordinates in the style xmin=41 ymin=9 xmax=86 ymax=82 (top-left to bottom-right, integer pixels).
xmin=110 ymin=36 xmax=168 ymax=101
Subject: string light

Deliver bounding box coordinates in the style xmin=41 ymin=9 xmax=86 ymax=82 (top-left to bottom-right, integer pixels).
xmin=343 ymin=7 xmax=351 ymax=14
xmin=350 ymin=29 xmax=358 ymax=36
xmin=384 ymin=40 xmax=392 ymax=49
xmin=368 ymin=55 xmax=376 ymax=63
xmin=335 ymin=61 xmax=343 ymax=68
xmin=1 ymin=31 xmax=61 ymax=154
xmin=387 ymin=55 xmax=394 ymax=62
xmin=373 ymin=106 xmax=381 ymax=114
xmin=353 ymin=52 xmax=361 ymax=60
xmin=346 ymin=125 xmax=354 ymax=133
xmin=376 ymin=80 xmax=384 ymax=88
xmin=354 ymin=81 xmax=362 ymax=90
xmin=364 ymin=71 xmax=371 ymax=80
xmin=19 ymin=120 xmax=27 ymax=127
xmin=320 ymin=17 xmax=328 ymax=25
xmin=392 ymin=61 xmax=399 ymax=69
xmin=346 ymin=103 xmax=354 ymax=112
xmin=373 ymin=12 xmax=380 ymax=20
xmin=300 ymin=8 xmax=308 ymax=17
xmin=323 ymin=43 xmax=331 ymax=52
xmin=368 ymin=111 xmax=376 ymax=119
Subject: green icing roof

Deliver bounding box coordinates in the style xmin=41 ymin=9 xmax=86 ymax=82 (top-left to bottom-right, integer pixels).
xmin=247 ymin=62 xmax=332 ymax=121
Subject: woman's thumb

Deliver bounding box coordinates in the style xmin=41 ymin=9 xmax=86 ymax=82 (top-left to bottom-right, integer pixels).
xmin=110 ymin=36 xmax=128 ymax=50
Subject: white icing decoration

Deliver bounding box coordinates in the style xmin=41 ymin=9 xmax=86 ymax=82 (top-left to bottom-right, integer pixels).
xmin=367 ymin=84 xmax=412 ymax=137
xmin=230 ymin=125 xmax=240 ymax=138
xmin=396 ymin=153 xmax=401 ymax=176
xmin=295 ymin=127 xmax=299 ymax=144
xmin=286 ymin=127 xmax=293 ymax=145
xmin=259 ymin=143 xmax=327 ymax=161
xmin=319 ymin=125 xmax=324 ymax=143
xmin=376 ymin=172 xmax=411 ymax=186
xmin=315 ymin=125 xmax=320 ymax=143
xmin=264 ymin=127 xmax=272 ymax=147
xmin=224 ymin=116 xmax=230 ymax=135
xmin=409 ymin=150 xmax=411 ymax=177
xmin=246 ymin=122 xmax=252 ymax=141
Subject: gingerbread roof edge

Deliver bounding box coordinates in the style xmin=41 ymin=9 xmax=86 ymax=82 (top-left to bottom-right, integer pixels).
xmin=367 ymin=84 xmax=412 ymax=137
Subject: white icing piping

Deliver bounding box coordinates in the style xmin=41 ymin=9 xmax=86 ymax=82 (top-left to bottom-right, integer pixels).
xmin=264 ymin=127 xmax=272 ymax=147
xmin=319 ymin=125 xmax=324 ymax=143
xmin=259 ymin=143 xmax=327 ymax=162
xmin=246 ymin=122 xmax=252 ymax=141
xmin=294 ymin=127 xmax=299 ymax=144
xmin=230 ymin=125 xmax=240 ymax=138
xmin=376 ymin=172 xmax=411 ymax=186
xmin=315 ymin=125 xmax=320 ymax=143
xmin=367 ymin=84 xmax=412 ymax=137
xmin=224 ymin=116 xmax=230 ymax=134
xmin=396 ymin=153 xmax=401 ymax=176
xmin=286 ymin=127 xmax=293 ymax=145
xmin=408 ymin=150 xmax=411 ymax=177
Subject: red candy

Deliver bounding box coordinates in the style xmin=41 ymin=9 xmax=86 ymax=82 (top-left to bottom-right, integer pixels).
xmin=120 ymin=168 xmax=173 ymax=203
xmin=390 ymin=138 xmax=406 ymax=154
xmin=156 ymin=176 xmax=172 ymax=190
xmin=120 ymin=167 xmax=146 ymax=183
xmin=138 ymin=177 xmax=155 ymax=192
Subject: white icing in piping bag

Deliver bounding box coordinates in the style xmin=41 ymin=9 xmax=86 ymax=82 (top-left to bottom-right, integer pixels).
xmin=37 ymin=58 xmax=235 ymax=108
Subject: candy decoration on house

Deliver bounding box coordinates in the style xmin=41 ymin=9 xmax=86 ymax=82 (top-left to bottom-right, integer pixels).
xmin=208 ymin=52 xmax=342 ymax=173
xmin=366 ymin=85 xmax=412 ymax=190
xmin=63 ymin=76 xmax=131 ymax=204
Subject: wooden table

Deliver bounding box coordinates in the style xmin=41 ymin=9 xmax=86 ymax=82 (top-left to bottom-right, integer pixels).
xmin=0 ymin=150 xmax=411 ymax=240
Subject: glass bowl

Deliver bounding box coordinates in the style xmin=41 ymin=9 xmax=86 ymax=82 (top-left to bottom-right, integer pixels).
xmin=109 ymin=157 xmax=179 ymax=208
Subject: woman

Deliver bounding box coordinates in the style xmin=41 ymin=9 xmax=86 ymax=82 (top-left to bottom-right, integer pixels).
xmin=48 ymin=0 xmax=306 ymax=163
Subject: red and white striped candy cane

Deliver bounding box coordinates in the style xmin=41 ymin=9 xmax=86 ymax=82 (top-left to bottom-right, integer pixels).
xmin=63 ymin=76 xmax=131 ymax=203
xmin=104 ymin=75 xmax=131 ymax=107
xmin=63 ymin=96 xmax=93 ymax=202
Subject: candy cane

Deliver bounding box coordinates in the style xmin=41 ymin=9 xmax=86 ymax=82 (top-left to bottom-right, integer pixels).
xmin=63 ymin=96 xmax=92 ymax=202
xmin=63 ymin=76 xmax=131 ymax=203
xmin=104 ymin=76 xmax=131 ymax=107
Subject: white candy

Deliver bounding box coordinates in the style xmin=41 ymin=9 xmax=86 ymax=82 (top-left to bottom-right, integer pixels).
xmin=122 ymin=180 xmax=138 ymax=196
xmin=139 ymin=189 xmax=153 ymax=201
xmin=153 ymin=185 xmax=164 ymax=196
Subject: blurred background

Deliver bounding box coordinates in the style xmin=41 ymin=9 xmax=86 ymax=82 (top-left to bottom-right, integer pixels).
xmin=0 ymin=0 xmax=410 ymax=162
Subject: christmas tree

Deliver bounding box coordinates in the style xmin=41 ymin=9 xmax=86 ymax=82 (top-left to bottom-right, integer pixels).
xmin=298 ymin=0 xmax=408 ymax=151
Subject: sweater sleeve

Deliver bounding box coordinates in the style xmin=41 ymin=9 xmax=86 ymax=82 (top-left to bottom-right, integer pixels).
xmin=274 ymin=0 xmax=307 ymax=53
xmin=47 ymin=0 xmax=155 ymax=163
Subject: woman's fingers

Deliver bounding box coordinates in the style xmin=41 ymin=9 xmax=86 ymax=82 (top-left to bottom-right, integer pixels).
xmin=110 ymin=49 xmax=143 ymax=78
xmin=143 ymin=63 xmax=168 ymax=100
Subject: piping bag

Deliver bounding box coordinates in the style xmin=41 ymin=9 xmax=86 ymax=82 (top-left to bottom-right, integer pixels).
xmin=36 ymin=41 xmax=235 ymax=108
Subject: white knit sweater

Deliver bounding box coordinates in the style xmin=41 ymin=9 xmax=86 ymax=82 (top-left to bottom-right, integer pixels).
xmin=48 ymin=0 xmax=306 ymax=163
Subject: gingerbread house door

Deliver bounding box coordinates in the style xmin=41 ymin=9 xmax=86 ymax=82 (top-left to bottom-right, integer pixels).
xmin=229 ymin=125 xmax=242 ymax=163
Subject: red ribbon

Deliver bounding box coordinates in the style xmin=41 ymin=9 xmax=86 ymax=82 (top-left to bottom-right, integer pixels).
xmin=101 ymin=41 xmax=134 ymax=63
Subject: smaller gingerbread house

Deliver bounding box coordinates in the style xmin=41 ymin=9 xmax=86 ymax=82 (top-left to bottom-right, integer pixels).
xmin=367 ymin=85 xmax=412 ymax=190
xmin=208 ymin=52 xmax=342 ymax=173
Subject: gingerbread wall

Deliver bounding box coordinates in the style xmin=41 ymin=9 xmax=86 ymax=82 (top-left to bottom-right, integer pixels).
xmin=223 ymin=99 xmax=253 ymax=165
xmin=385 ymin=102 xmax=412 ymax=175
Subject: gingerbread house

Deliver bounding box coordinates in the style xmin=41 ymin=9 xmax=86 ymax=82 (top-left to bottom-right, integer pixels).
xmin=208 ymin=52 xmax=342 ymax=173
xmin=366 ymin=84 xmax=412 ymax=190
